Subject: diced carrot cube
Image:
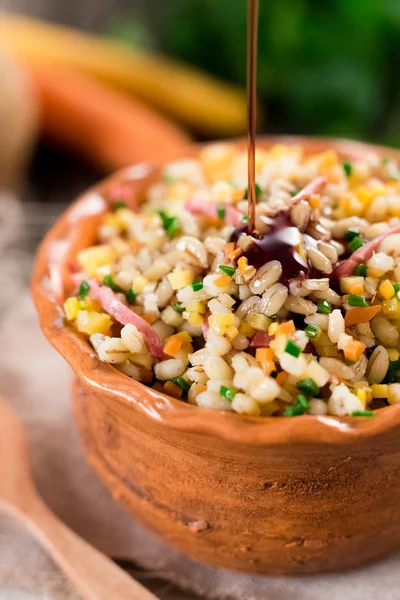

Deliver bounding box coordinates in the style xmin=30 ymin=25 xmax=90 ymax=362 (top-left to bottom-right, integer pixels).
xmin=343 ymin=338 xmax=366 ymax=362
xmin=164 ymin=381 xmax=183 ymax=399
xmin=278 ymin=320 xmax=295 ymax=336
xmin=214 ymin=274 xmax=232 ymax=287
xmin=142 ymin=312 xmax=157 ymax=324
xmin=344 ymin=305 xmax=382 ymax=326
xmin=224 ymin=242 xmax=235 ymax=260
xmin=276 ymin=372 xmax=288 ymax=385
xmin=163 ymin=335 xmax=183 ymax=356
xmin=256 ymin=348 xmax=274 ymax=362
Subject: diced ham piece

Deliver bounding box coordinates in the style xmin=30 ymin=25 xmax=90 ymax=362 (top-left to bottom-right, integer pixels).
xmin=202 ymin=317 xmax=210 ymax=341
xmin=249 ymin=332 xmax=273 ymax=347
xmin=291 ymin=176 xmax=327 ymax=205
xmin=185 ymin=197 xmax=243 ymax=226
xmin=108 ymin=181 xmax=139 ymax=211
xmin=73 ymin=275 xmax=164 ymax=358
xmin=331 ymin=225 xmax=400 ymax=279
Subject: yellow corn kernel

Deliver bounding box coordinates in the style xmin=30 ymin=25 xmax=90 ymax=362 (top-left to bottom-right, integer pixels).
xmin=382 ymin=298 xmax=400 ymax=318
xmin=340 ymin=277 xmax=364 ymax=294
xmin=239 ymin=322 xmax=255 ymax=337
xmin=130 ymin=353 xmax=153 ymax=369
xmin=268 ymin=322 xmax=279 ymax=335
xmin=176 ymin=331 xmax=193 ymax=343
xmin=225 ymin=325 xmax=239 ymax=339
xmin=356 ymin=389 xmax=367 ymax=407
xmin=166 ymin=182 xmax=193 ymax=202
xmin=388 ymin=349 xmax=400 ymax=362
xmin=75 ymin=310 xmax=112 ymax=336
xmin=371 ymin=384 xmax=388 ymax=399
xmin=64 ymin=297 xmax=79 ymax=321
xmin=132 ymin=275 xmax=149 ymax=294
xmin=340 ymin=193 xmax=364 ymax=217
xmin=246 ymin=312 xmax=270 ymax=331
xmin=167 ymin=270 xmax=193 ymax=290
xmin=349 ymin=283 xmax=365 ymax=295
xmin=379 ymin=279 xmax=395 ymax=300
xmin=186 ymin=300 xmax=206 ymax=314
xmin=79 ymin=298 xmax=101 ymax=312
xmin=187 ymin=312 xmax=204 ymax=327
xmin=103 ymin=213 xmax=120 ymax=228
xmin=214 ymin=274 xmax=232 ymax=287
xmin=77 ymin=245 xmax=114 ymax=277
xmin=209 ymin=313 xmax=235 ymax=335
xmin=318 ymin=150 xmax=338 ymax=169
xmin=238 ymin=256 xmax=248 ymax=273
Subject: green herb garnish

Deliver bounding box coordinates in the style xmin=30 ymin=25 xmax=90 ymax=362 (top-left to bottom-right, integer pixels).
xmin=191 ymin=280 xmax=204 ymax=292
xmin=242 ymin=215 xmax=249 ymax=224
xmin=284 ymin=394 xmax=309 ymax=417
xmin=79 ymin=281 xmax=90 ymax=298
xmin=296 ymin=378 xmax=320 ymax=397
xmin=348 ymin=294 xmax=368 ymax=307
xmin=317 ymin=299 xmax=332 ymax=314
xmin=354 ymin=263 xmax=367 ymax=277
xmin=113 ymin=200 xmax=126 ymax=210
xmin=171 ymin=376 xmax=190 ymax=392
xmin=217 ymin=205 xmax=226 ymax=219
xmin=393 ymin=282 xmax=400 ymax=295
xmin=219 ymin=264 xmax=236 ymax=276
xmin=103 ymin=274 xmax=122 ymax=292
xmin=172 ymin=302 xmax=186 ymax=312
xmin=285 ymin=339 xmax=301 ymax=358
xmin=220 ymin=385 xmax=236 ymax=401
xmin=125 ymin=288 xmax=137 ymax=304
xmin=305 ymin=324 xmax=320 ymax=339
xmin=344 ymin=229 xmax=359 ymax=241
xmin=342 ymin=161 xmax=353 ymax=177
xmin=352 ymin=411 xmax=375 ymax=417
xmin=157 ymin=210 xmax=180 ymax=238
xmin=348 ymin=236 xmax=364 ymax=252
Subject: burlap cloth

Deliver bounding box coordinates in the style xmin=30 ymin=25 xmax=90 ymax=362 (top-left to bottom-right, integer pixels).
xmin=1 ymin=200 xmax=400 ymax=599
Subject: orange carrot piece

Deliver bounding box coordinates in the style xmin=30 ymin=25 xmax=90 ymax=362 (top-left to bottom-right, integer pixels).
xmin=256 ymin=347 xmax=274 ymax=362
xmin=142 ymin=312 xmax=157 ymax=324
xmin=225 ymin=242 xmax=235 ymax=260
xmin=28 ymin=65 xmax=191 ymax=171
xmin=164 ymin=381 xmax=183 ymax=399
xmin=163 ymin=335 xmax=183 ymax=356
xmin=344 ymin=305 xmax=382 ymax=326
xmin=348 ymin=283 xmax=364 ymax=295
xmin=214 ymin=274 xmax=232 ymax=287
xmin=278 ymin=320 xmax=295 ymax=336
xmin=343 ymin=338 xmax=366 ymax=362
xmin=276 ymin=372 xmax=288 ymax=385
xmin=227 ymin=248 xmax=243 ymax=261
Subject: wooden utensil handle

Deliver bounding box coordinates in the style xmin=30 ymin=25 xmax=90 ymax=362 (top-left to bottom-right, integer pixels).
xmin=1 ymin=497 xmax=158 ymax=600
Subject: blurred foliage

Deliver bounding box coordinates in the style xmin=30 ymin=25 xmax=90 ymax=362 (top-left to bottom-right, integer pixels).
xmin=109 ymin=0 xmax=400 ymax=143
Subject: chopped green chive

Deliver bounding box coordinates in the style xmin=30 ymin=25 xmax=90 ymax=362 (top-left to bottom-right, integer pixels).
xmin=217 ymin=205 xmax=226 ymax=219
xmin=171 ymin=376 xmax=190 ymax=393
xmin=112 ymin=200 xmax=126 ymax=210
xmin=317 ymin=299 xmax=332 ymax=314
xmin=344 ymin=229 xmax=359 ymax=241
xmin=78 ymin=280 xmax=90 ymax=298
xmin=348 ymin=294 xmax=368 ymax=307
xmin=284 ymin=394 xmax=309 ymax=417
xmin=348 ymin=236 xmax=364 ymax=252
xmin=172 ymin=302 xmax=186 ymax=312
xmin=191 ymin=280 xmax=204 ymax=292
xmin=382 ymin=158 xmax=390 ymax=166
xmin=305 ymin=324 xmax=320 ymax=339
xmin=220 ymin=385 xmax=236 ymax=401
xmin=242 ymin=215 xmax=249 ymax=224
xmin=342 ymin=161 xmax=353 ymax=177
xmin=393 ymin=282 xmax=400 ymax=295
xmin=285 ymin=339 xmax=301 ymax=358
xmin=103 ymin=274 xmax=122 ymax=293
xmin=296 ymin=378 xmax=320 ymax=397
xmin=157 ymin=210 xmax=180 ymax=238
xmin=354 ymin=263 xmax=367 ymax=277
xmin=352 ymin=411 xmax=375 ymax=417
xmin=290 ymin=188 xmax=301 ymax=197
xmin=219 ymin=265 xmax=236 ymax=276
xmin=125 ymin=288 xmax=137 ymax=304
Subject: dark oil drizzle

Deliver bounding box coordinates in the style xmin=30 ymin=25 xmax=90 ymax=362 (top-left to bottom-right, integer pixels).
xmin=231 ymin=212 xmax=312 ymax=281
xmin=247 ymin=0 xmax=259 ymax=235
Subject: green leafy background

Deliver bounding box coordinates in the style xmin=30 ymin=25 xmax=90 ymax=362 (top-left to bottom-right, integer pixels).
xmin=110 ymin=0 xmax=400 ymax=143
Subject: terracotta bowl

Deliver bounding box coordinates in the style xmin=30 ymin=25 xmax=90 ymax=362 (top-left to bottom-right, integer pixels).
xmin=32 ymin=136 xmax=400 ymax=575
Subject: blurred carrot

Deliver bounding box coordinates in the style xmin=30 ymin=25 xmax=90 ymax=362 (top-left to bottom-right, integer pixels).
xmin=29 ymin=65 xmax=191 ymax=171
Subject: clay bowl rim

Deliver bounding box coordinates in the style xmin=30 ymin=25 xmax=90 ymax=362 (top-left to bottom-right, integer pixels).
xmin=31 ymin=134 xmax=400 ymax=446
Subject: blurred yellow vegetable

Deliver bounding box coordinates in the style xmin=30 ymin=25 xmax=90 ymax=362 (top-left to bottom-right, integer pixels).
xmin=0 ymin=13 xmax=248 ymax=136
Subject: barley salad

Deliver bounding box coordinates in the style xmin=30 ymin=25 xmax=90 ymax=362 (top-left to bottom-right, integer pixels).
xmin=64 ymin=143 xmax=400 ymax=418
